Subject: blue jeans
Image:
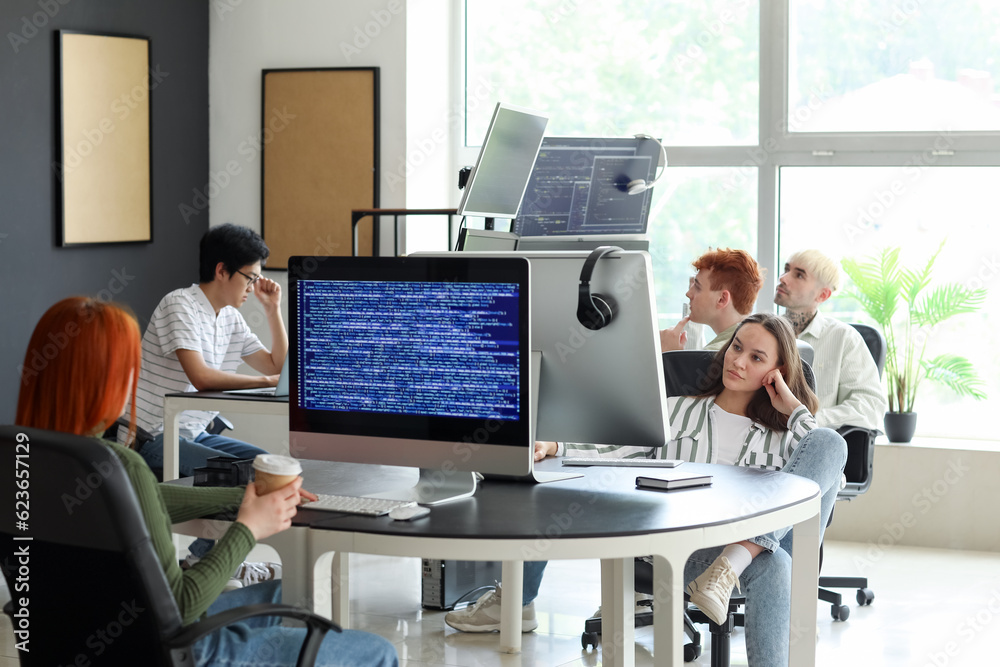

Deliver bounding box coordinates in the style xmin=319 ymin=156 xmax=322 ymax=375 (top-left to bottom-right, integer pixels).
xmin=138 ymin=431 xmax=267 ymax=478
xmin=193 ymin=581 xmax=398 ymax=667
xmin=523 ymin=561 xmax=547 ymax=605
xmin=683 ymin=427 xmax=847 ymax=667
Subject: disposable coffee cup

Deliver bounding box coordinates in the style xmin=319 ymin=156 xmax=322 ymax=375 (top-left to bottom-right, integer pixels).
xmin=252 ymin=454 xmax=302 ymax=495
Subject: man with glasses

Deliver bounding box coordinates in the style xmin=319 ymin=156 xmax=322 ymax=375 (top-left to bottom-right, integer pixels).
xmin=126 ymin=223 xmax=286 ymax=481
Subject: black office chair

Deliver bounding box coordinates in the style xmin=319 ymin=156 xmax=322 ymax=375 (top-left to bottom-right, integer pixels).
xmin=582 ymin=350 xmax=818 ymax=664
xmin=817 ymin=323 xmax=886 ymax=619
xmin=0 ymin=425 xmax=338 ymax=666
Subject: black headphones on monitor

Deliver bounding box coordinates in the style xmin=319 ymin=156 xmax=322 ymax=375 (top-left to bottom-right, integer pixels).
xmin=577 ymin=246 xmax=623 ymax=330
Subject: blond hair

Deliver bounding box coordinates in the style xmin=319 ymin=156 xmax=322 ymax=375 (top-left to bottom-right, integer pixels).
xmin=787 ymin=249 xmax=841 ymax=292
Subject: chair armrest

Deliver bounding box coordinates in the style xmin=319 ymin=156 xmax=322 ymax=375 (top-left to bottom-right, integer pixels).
xmin=835 ymin=425 xmax=878 ymax=497
xmin=165 ymin=603 xmax=341 ymax=667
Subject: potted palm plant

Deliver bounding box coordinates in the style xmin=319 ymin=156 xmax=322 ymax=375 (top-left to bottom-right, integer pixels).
xmin=840 ymin=241 xmax=987 ymax=442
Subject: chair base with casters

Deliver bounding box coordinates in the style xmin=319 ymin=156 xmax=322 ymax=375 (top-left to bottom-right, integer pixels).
xmin=579 ymin=557 xmax=746 ymax=665
xmin=817 ymin=502 xmax=874 ymax=621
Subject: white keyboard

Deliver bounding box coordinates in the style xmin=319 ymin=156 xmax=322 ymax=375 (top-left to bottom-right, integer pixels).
xmin=303 ymin=494 xmax=416 ymax=516
xmin=562 ymin=457 xmax=683 ymax=468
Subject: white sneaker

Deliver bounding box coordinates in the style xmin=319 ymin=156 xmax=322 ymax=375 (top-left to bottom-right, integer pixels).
xmin=232 ymin=561 xmax=282 ymax=587
xmin=590 ymin=591 xmax=654 ymax=619
xmin=444 ymin=584 xmax=538 ymax=633
xmin=686 ymin=556 xmax=740 ymax=625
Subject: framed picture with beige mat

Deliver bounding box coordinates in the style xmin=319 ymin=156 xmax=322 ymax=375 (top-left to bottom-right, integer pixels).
xmin=261 ymin=67 xmax=379 ymax=268
xmin=56 ymin=30 xmax=152 ymax=246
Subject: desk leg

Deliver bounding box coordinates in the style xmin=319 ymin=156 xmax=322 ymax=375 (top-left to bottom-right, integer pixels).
xmin=651 ymin=552 xmax=684 ymax=667
xmin=789 ymin=505 xmax=820 ymax=666
xmin=499 ymin=560 xmax=523 ymax=654
xmin=600 ymin=558 xmax=635 ymax=667
xmin=312 ymin=551 xmax=350 ymax=628
xmin=265 ymin=527 xmax=309 ymax=609
xmin=163 ymin=403 xmax=182 ymax=483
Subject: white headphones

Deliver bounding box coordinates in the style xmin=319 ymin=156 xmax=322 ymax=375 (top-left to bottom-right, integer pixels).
xmin=626 ymin=134 xmax=668 ymax=195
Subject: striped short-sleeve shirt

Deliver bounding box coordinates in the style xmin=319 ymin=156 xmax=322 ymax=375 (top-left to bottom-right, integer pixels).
xmin=130 ymin=285 xmax=265 ymax=440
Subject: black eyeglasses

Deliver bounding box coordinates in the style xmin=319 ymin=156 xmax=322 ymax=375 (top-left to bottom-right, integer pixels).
xmin=235 ymin=269 xmax=261 ymax=287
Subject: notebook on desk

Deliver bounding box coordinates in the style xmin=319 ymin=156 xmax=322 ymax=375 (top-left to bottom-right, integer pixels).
xmin=635 ymin=469 xmax=713 ymax=491
xmin=224 ymin=362 xmax=289 ymax=397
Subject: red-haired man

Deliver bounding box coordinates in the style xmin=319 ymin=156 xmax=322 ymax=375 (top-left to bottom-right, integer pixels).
xmin=660 ymin=248 xmax=766 ymax=351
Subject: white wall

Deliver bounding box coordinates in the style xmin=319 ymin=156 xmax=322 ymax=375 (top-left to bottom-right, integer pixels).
xmin=208 ymin=0 xmax=409 ymax=241
xmin=825 ymin=444 xmax=1000 ymax=553
xmin=208 ymin=0 xmax=411 ymax=448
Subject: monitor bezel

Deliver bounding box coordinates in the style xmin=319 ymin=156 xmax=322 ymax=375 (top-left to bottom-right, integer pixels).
xmin=287 ymin=255 xmax=534 ymax=479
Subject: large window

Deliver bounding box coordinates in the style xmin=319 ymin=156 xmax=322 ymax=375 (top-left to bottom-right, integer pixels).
xmin=465 ymin=0 xmax=760 ymax=145
xmin=462 ymin=0 xmax=1000 ymax=441
xmin=779 ymin=167 xmax=1000 ymax=439
xmin=789 ymin=0 xmax=1000 ymax=133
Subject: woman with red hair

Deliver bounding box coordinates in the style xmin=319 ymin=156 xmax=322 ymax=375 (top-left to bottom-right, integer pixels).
xmin=16 ymin=297 xmax=398 ymax=667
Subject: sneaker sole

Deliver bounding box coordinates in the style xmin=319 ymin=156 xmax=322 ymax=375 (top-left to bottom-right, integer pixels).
xmin=445 ymin=620 xmax=538 ymax=633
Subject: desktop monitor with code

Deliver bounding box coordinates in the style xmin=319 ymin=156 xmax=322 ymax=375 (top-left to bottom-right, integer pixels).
xmin=418 ymin=249 xmax=669 ymax=448
xmin=512 ymin=136 xmax=660 ymax=247
xmin=287 ymin=256 xmax=575 ymax=506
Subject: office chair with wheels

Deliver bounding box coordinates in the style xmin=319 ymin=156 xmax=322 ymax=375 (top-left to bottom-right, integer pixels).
xmin=582 ymin=350 xmax=817 ymax=665
xmin=0 ymin=425 xmax=339 ymax=667
xmin=817 ymin=323 xmax=886 ymax=619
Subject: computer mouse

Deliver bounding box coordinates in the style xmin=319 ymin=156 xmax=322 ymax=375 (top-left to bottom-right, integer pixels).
xmin=388 ymin=505 xmax=431 ymax=521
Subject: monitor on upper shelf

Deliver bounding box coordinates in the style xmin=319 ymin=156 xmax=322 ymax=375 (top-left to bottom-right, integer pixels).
xmin=511 ymin=136 xmax=661 ymax=248
xmin=287 ymin=255 xmax=575 ymax=506
xmin=456 ymin=102 xmax=549 ymax=229
xmin=417 ymin=249 xmax=668 ymax=448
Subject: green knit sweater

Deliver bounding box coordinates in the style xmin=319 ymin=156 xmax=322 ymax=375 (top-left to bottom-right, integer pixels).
xmin=102 ymin=440 xmax=255 ymax=625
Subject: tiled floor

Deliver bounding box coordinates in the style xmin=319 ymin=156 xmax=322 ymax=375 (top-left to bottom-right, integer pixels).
xmin=3 ymin=541 xmax=1000 ymax=666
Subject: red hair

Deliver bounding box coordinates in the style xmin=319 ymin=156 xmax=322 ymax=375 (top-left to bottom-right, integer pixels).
xmin=693 ymin=248 xmax=766 ymax=315
xmin=16 ymin=297 xmax=141 ymax=443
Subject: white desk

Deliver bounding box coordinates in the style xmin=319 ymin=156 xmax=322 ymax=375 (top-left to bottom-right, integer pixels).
xmin=161 ymin=391 xmax=288 ymax=481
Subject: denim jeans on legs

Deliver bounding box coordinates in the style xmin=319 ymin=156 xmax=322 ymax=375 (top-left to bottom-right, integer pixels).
xmin=522 ymin=561 xmax=547 ymax=605
xmin=684 ymin=545 xmax=792 ymax=667
xmin=193 ymin=581 xmax=398 ymax=667
xmin=682 ymin=427 xmax=847 ymax=667
xmin=138 ymin=431 xmax=268 ymax=479
xmin=747 ymin=427 xmax=848 ymax=553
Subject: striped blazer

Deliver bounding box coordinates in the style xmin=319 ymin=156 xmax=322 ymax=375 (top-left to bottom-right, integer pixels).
xmin=562 ymin=395 xmax=817 ymax=471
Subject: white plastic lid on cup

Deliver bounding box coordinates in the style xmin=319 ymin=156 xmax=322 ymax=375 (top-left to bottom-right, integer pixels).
xmin=252 ymin=454 xmax=302 ymax=476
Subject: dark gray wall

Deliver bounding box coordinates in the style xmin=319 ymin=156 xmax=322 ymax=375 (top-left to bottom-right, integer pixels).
xmin=0 ymin=0 xmax=209 ymax=421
